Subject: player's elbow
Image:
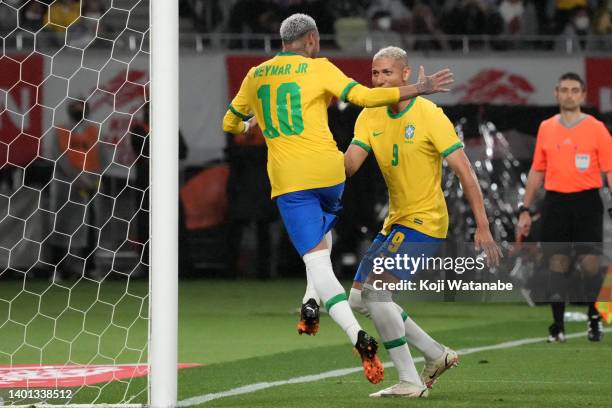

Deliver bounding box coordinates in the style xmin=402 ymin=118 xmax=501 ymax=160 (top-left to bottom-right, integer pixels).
xmin=349 ymin=93 xmax=385 ymax=108
xmin=222 ymin=123 xmax=237 ymax=134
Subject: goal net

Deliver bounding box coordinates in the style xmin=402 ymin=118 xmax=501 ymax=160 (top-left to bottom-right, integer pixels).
xmin=0 ymin=1 xmax=176 ymax=406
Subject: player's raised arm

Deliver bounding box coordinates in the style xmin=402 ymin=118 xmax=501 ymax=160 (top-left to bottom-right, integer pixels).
xmin=322 ymin=60 xmax=453 ymax=109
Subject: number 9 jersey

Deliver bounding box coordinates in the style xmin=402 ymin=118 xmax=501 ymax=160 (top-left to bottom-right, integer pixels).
xmin=223 ymin=52 xmax=397 ymax=198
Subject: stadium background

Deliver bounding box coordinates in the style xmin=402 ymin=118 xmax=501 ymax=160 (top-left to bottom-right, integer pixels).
xmin=1 ymin=0 xmax=611 ymax=281
xmin=1 ymin=0 xmax=612 ymax=406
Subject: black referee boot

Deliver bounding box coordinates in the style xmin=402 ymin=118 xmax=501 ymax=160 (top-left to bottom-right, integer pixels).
xmin=587 ymin=315 xmax=604 ymax=342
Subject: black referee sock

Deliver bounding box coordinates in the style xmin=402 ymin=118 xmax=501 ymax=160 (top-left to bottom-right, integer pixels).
xmin=548 ymin=271 xmax=567 ymax=302
xmin=584 ymin=273 xmax=603 ymax=303
xmin=551 ymin=302 xmax=565 ymax=330
xmin=587 ymin=302 xmax=599 ymax=320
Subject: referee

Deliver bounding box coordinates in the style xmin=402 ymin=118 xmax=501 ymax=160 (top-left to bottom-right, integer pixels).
xmin=518 ymin=72 xmax=612 ymax=342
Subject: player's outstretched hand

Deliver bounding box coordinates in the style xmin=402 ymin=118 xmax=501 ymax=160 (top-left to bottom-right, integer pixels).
xmin=416 ymin=65 xmax=454 ymax=95
xmin=474 ymin=225 xmax=503 ymax=268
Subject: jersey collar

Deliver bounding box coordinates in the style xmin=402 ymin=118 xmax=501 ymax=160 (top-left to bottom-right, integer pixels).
xmin=387 ymin=97 xmax=417 ymax=119
xmin=277 ymin=51 xmax=302 ymax=57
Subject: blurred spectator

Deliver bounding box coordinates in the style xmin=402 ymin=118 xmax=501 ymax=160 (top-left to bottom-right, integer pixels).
xmin=499 ymin=0 xmax=525 ymax=34
xmin=227 ymin=0 xmax=282 ymax=49
xmin=592 ymin=0 xmax=611 ymax=34
xmin=558 ymin=7 xmax=592 ymax=50
xmin=554 ymin=0 xmax=589 ymax=33
xmin=82 ymin=0 xmax=105 ymax=18
xmin=20 ymin=1 xmax=46 ymax=32
xmin=225 ymin=123 xmax=277 ymax=279
xmin=442 ymin=0 xmax=503 ymax=49
xmin=443 ymin=0 xmax=488 ymax=35
xmin=334 ymin=16 xmax=369 ymax=51
xmin=367 ymin=10 xmax=404 ymax=51
xmin=130 ymin=103 xmax=150 ymax=269
xmin=182 ymin=0 xmax=223 ymax=33
xmin=329 ymin=0 xmax=371 ymax=17
xmin=50 ymin=100 xmax=101 ymax=281
xmin=43 ymin=0 xmax=80 ymax=33
xmin=130 ymin=103 xmax=188 ymax=246
xmin=412 ymin=1 xmax=446 ymax=50
xmin=42 ymin=0 xmax=100 ymax=48
xmin=367 ymin=0 xmax=413 ymax=33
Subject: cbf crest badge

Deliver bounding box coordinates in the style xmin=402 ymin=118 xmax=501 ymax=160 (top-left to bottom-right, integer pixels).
xmin=404 ymin=124 xmax=415 ymax=144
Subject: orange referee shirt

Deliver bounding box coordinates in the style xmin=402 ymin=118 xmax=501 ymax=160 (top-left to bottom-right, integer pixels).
xmin=532 ymin=114 xmax=612 ymax=193
xmin=57 ymin=125 xmax=100 ymax=172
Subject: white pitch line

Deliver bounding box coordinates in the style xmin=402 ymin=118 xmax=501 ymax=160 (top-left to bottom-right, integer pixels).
xmin=178 ymin=327 xmax=612 ymax=407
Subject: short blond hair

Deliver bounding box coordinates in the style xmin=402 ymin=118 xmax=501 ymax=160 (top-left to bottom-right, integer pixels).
xmin=373 ymin=46 xmax=409 ymax=66
xmin=280 ymin=14 xmax=318 ymax=43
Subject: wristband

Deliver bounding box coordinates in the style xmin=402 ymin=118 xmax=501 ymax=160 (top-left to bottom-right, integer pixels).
xmin=242 ymin=120 xmax=250 ymax=133
xmin=518 ymin=204 xmax=531 ymax=215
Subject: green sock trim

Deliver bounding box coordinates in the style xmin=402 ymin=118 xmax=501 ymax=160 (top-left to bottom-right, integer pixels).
xmin=401 ymin=310 xmax=409 ymax=321
xmin=383 ymin=336 xmax=407 ymax=350
xmin=325 ymin=293 xmax=348 ymax=312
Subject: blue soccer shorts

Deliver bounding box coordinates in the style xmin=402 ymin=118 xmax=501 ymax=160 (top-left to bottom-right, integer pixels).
xmin=276 ymin=182 xmax=344 ymax=257
xmin=354 ymin=224 xmax=444 ymax=283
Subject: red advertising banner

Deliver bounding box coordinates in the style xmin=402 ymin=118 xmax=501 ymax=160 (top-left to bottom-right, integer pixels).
xmin=0 ymin=54 xmax=43 ymax=168
xmin=0 ymin=363 xmax=200 ymax=388
xmin=585 ymin=57 xmax=612 ymax=113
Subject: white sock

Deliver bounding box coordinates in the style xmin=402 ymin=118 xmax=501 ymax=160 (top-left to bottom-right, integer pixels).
xmin=301 ymin=232 xmax=332 ymax=305
xmin=302 ymin=278 xmax=320 ymax=305
xmin=303 ymin=249 xmax=361 ymax=344
xmin=363 ymin=289 xmax=421 ymax=384
xmin=348 ymin=287 xmax=370 ymax=317
xmin=388 ymin=345 xmax=420 ymax=384
xmin=394 ymin=304 xmax=444 ymax=361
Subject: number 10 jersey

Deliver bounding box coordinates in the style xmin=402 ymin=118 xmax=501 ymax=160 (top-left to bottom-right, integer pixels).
xmin=224 ymin=52 xmax=360 ymax=198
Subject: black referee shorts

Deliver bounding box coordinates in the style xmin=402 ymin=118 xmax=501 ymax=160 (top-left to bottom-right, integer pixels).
xmin=540 ymin=188 xmax=603 ymax=256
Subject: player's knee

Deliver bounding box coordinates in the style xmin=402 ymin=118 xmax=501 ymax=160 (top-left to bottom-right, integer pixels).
xmin=579 ymin=255 xmax=600 ymax=277
xmin=548 ymin=255 xmax=570 ymax=273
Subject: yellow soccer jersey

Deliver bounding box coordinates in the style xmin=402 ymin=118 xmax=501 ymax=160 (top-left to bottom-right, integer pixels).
xmin=351 ymin=97 xmax=463 ymax=238
xmin=223 ymin=52 xmax=399 ymax=197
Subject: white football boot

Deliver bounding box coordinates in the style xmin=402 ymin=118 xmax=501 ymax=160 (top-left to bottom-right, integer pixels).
xmin=369 ymin=381 xmax=429 ymax=398
xmin=420 ymin=346 xmax=459 ymax=388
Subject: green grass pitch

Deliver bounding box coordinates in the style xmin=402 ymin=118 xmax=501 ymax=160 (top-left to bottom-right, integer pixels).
xmin=0 ymin=279 xmax=610 ymax=407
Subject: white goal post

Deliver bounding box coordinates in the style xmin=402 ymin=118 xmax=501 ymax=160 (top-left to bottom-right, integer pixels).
xmin=149 ymin=0 xmax=179 ymax=407
xmin=0 ymin=0 xmax=178 ymax=406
